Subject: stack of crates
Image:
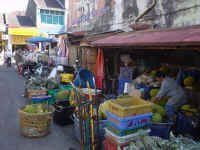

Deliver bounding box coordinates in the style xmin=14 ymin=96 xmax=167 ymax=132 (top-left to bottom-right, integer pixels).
xmin=104 ymin=97 xmax=153 ymax=150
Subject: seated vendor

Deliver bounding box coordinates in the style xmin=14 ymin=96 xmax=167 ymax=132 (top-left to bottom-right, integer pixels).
xmin=152 ymin=71 xmax=187 ymax=119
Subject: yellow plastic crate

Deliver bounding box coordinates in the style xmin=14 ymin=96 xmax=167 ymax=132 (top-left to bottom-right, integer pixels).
xmin=108 ymin=97 xmax=152 ymax=118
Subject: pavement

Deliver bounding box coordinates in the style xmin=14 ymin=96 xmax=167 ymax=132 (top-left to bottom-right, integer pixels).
xmin=0 ymin=65 xmax=80 ymax=150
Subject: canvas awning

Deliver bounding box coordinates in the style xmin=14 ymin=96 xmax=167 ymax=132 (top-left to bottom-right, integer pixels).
xmin=26 ymin=37 xmax=52 ymax=43
xmin=91 ymin=25 xmax=200 ymax=47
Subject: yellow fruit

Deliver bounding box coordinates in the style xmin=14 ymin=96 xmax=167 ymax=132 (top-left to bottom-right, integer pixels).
xmin=181 ymin=105 xmax=198 ymax=113
xmin=184 ymin=76 xmax=194 ymax=87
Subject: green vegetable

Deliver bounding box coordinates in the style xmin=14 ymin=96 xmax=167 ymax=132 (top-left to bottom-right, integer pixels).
xmin=152 ymin=113 xmax=162 ymax=123
xmin=150 ymin=89 xmax=159 ymax=98
xmin=24 ymin=105 xmax=37 ymax=113
xmin=24 ymin=104 xmax=48 ymax=113
xmin=152 ymin=104 xmax=166 ymax=117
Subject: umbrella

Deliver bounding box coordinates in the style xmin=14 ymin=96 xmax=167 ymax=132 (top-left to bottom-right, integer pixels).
xmin=26 ymin=37 xmax=52 ymax=43
xmin=94 ymin=48 xmax=104 ymax=89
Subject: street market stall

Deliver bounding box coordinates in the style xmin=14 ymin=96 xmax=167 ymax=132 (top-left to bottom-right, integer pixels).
xmin=89 ymin=25 xmax=200 ymax=148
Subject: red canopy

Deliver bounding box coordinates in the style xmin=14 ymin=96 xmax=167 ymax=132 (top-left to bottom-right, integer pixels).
xmin=92 ymin=25 xmax=200 ymax=47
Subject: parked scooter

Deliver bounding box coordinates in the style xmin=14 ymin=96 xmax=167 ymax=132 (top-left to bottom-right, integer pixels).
xmin=21 ymin=62 xmax=38 ymax=79
xmin=35 ymin=63 xmax=50 ymax=77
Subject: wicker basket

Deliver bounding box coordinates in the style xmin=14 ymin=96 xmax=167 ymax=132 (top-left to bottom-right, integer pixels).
xmin=19 ymin=104 xmax=54 ymax=138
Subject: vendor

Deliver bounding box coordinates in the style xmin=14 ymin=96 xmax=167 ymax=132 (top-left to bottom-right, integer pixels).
xmin=152 ymin=71 xmax=187 ymax=119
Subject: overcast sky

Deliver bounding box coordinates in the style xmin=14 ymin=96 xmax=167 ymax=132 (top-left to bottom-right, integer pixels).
xmin=0 ymin=0 xmax=28 ymax=13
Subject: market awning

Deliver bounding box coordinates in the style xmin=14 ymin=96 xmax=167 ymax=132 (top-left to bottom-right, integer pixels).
xmin=26 ymin=37 xmax=52 ymax=43
xmin=91 ymin=25 xmax=200 ymax=47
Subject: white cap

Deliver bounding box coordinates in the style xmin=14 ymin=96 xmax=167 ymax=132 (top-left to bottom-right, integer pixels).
xmin=57 ymin=65 xmax=64 ymax=71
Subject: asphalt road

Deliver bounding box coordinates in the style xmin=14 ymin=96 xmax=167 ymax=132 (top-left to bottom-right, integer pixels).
xmin=0 ymin=66 xmax=79 ymax=150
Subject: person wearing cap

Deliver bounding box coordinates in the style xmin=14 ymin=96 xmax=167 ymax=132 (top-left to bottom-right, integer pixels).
xmin=151 ymin=71 xmax=187 ymax=119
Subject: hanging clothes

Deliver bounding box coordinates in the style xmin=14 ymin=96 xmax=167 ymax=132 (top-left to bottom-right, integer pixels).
xmin=94 ymin=48 xmax=104 ymax=89
xmin=57 ymin=37 xmax=69 ymax=65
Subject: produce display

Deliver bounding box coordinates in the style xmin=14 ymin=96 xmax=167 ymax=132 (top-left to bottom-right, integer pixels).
xmin=24 ymin=104 xmax=49 ymax=113
xmin=150 ymin=89 xmax=169 ymax=107
xmin=25 ymin=76 xmax=60 ymax=90
xmin=123 ymin=132 xmax=200 ymax=150
xmin=151 ymin=104 xmax=166 ymax=123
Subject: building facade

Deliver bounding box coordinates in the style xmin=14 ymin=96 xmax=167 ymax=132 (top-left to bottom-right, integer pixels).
xmin=67 ymin=0 xmax=200 ymax=33
xmin=26 ymin=0 xmax=66 ymax=36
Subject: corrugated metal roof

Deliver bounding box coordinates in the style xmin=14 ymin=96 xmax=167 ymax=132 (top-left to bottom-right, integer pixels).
xmin=7 ymin=12 xmax=35 ymax=27
xmin=34 ymin=0 xmax=64 ymax=9
xmin=92 ymin=25 xmax=200 ymax=47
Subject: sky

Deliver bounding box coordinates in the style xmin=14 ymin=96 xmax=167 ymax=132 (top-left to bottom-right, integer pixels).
xmin=0 ymin=0 xmax=28 ymax=13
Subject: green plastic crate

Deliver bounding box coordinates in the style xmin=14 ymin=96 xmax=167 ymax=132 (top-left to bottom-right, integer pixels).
xmin=48 ymin=84 xmax=72 ymax=104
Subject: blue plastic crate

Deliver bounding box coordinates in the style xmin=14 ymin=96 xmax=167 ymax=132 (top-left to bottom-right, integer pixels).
xmin=106 ymin=121 xmax=150 ymax=136
xmin=106 ymin=111 xmax=152 ymax=130
xmin=31 ymin=95 xmax=52 ymax=104
xmin=149 ymin=123 xmax=173 ymax=139
xmin=175 ymin=112 xmax=193 ymax=135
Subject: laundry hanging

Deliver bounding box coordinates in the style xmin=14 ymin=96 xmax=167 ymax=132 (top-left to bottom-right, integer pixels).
xmin=57 ymin=37 xmax=69 ymax=65
xmin=94 ymin=48 xmax=104 ymax=89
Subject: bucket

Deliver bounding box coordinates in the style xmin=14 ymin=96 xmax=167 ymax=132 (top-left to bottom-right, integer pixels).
xmin=53 ymin=101 xmax=74 ymax=126
xmin=81 ymin=88 xmax=101 ymax=99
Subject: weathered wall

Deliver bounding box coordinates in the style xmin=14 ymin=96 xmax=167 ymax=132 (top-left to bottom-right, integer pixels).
xmin=67 ymin=0 xmax=200 ymax=33
xmin=26 ymin=0 xmax=37 ymax=26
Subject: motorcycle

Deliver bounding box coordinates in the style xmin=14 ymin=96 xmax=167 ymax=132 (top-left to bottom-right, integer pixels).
xmin=35 ymin=63 xmax=50 ymax=77
xmin=21 ymin=62 xmax=38 ymax=79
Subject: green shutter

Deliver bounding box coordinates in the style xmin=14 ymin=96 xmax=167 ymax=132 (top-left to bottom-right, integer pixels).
xmin=47 ymin=15 xmax=52 ymax=24
xmin=59 ymin=16 xmax=64 ymax=25
xmin=53 ymin=15 xmax=58 ymax=24
xmin=41 ymin=14 xmax=46 ymax=23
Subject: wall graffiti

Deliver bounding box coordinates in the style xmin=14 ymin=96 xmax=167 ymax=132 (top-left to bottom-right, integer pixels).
xmin=72 ymin=6 xmax=110 ymax=25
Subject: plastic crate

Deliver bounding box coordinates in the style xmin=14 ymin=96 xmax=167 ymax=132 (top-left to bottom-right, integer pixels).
xmin=108 ymin=97 xmax=152 ymax=118
xmin=105 ymin=128 xmax=150 ymax=144
xmin=27 ymin=89 xmax=47 ymax=104
xmin=104 ymin=137 xmax=130 ymax=150
xmin=106 ymin=121 xmax=149 ymax=136
xmin=31 ymin=95 xmax=52 ymax=104
xmin=48 ymin=88 xmax=71 ymax=104
xmin=149 ymin=123 xmax=173 ymax=139
xmin=106 ymin=111 xmax=152 ymax=130
xmin=73 ymin=114 xmax=107 ymax=142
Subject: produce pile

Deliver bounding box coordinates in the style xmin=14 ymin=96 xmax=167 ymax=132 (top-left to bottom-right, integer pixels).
xmin=127 ymin=133 xmax=200 ymax=150
xmin=24 ymin=104 xmax=49 ymax=113
xmin=25 ymin=77 xmax=60 ymax=90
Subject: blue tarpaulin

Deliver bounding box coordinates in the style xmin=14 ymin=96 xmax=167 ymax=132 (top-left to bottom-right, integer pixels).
xmin=26 ymin=37 xmax=52 ymax=43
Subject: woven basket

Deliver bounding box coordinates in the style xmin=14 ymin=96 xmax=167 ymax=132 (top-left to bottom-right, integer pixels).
xmin=19 ymin=104 xmax=54 ymax=138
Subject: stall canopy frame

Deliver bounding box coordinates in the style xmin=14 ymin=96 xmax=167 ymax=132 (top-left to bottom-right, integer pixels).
xmin=91 ymin=25 xmax=200 ymax=49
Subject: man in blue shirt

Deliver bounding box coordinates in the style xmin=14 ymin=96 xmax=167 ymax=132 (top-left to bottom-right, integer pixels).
xmin=152 ymin=71 xmax=187 ymax=118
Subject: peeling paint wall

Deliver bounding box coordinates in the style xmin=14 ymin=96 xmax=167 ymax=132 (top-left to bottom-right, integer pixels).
xmin=67 ymin=0 xmax=200 ymax=33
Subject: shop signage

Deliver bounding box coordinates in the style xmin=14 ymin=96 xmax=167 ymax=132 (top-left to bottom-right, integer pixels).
xmin=11 ymin=35 xmax=33 ymax=45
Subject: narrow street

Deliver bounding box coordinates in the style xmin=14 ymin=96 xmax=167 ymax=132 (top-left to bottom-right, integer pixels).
xmin=0 ymin=66 xmax=79 ymax=150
